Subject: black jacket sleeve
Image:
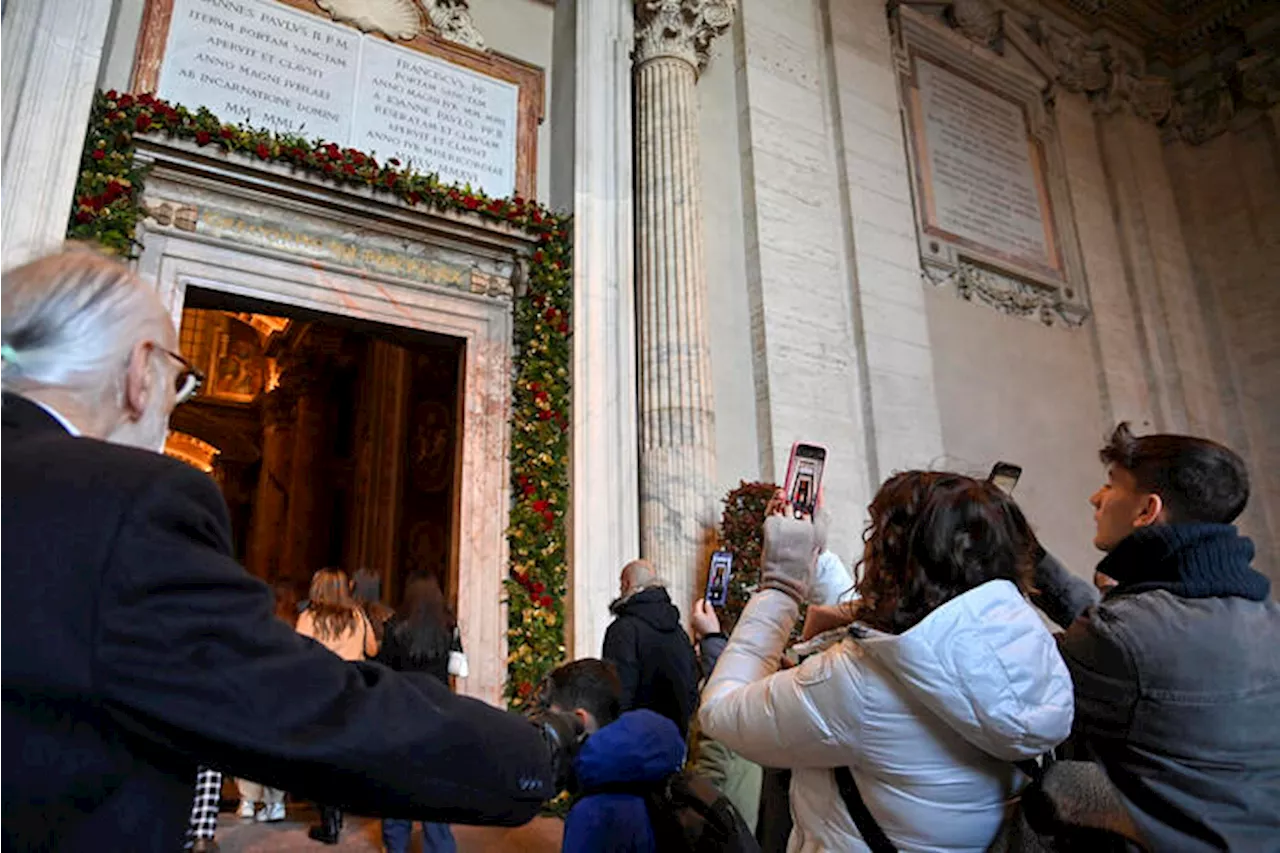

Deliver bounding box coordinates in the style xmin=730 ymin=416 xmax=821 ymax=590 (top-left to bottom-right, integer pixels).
xmin=698 ymin=633 xmax=729 ymax=681
xmin=601 ymin=619 xmax=640 ymax=711
xmin=1033 ymin=548 xmax=1101 ymax=629
xmin=93 ymin=463 xmax=553 ymax=825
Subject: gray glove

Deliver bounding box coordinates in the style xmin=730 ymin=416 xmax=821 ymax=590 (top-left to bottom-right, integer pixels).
xmin=759 ymin=512 xmax=826 ymax=605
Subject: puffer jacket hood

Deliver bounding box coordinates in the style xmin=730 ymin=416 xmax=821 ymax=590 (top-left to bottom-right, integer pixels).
xmin=573 ymin=709 xmax=686 ymax=789
xmin=608 ymin=586 xmax=681 ymax=633
xmin=856 ymin=579 xmax=1073 ymax=761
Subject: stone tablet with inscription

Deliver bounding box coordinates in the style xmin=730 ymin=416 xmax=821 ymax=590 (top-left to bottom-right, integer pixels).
xmin=155 ymin=0 xmax=521 ymax=198
xmin=912 ymin=57 xmax=1061 ymax=279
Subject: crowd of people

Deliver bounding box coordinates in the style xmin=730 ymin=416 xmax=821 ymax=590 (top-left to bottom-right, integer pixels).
xmin=3 ymin=245 xmax=1277 ymax=853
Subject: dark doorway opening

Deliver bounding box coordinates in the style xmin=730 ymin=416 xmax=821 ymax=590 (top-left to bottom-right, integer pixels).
xmin=168 ymin=287 xmax=464 ymax=613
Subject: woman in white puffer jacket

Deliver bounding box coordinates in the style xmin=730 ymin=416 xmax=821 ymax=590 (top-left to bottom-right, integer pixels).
xmin=700 ymin=471 xmax=1074 ymax=852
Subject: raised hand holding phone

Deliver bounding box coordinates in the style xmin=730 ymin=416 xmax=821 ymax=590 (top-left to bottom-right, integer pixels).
xmin=784 ymin=442 xmax=827 ymax=519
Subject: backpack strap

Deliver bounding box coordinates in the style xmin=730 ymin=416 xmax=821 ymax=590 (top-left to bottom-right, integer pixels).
xmin=833 ymin=765 xmax=897 ymax=853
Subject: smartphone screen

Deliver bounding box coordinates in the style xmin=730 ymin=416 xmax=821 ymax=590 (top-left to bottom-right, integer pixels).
xmin=988 ymin=462 xmax=1022 ymax=495
xmin=705 ymin=551 xmax=733 ymax=606
xmin=785 ymin=443 xmax=827 ymax=516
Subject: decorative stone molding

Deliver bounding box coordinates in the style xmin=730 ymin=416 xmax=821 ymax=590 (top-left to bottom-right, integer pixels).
xmin=313 ymin=0 xmax=485 ymax=49
xmin=946 ymin=0 xmax=1001 ymax=51
xmin=1093 ymin=55 xmax=1173 ymax=123
xmin=634 ymin=0 xmax=736 ymax=74
xmin=1165 ymin=51 xmax=1280 ymax=144
xmin=424 ymin=0 xmax=486 ymax=51
xmin=924 ymin=261 xmax=1085 ymax=327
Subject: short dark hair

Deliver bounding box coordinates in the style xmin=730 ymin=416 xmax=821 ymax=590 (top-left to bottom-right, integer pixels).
xmin=544 ymin=659 xmax=621 ymax=727
xmin=854 ymin=471 xmax=1038 ymax=634
xmin=1099 ymin=422 xmax=1249 ymax=524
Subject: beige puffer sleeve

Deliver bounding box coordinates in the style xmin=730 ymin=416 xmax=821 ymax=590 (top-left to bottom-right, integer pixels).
xmin=698 ymin=589 xmax=857 ymax=769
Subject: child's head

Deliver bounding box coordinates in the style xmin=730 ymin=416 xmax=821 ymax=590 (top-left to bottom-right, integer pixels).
xmin=544 ymin=658 xmax=621 ymax=734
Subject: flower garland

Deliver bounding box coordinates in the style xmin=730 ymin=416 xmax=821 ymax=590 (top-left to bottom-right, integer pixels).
xmin=717 ymin=481 xmax=779 ymax=628
xmin=68 ymin=91 xmax=571 ymax=708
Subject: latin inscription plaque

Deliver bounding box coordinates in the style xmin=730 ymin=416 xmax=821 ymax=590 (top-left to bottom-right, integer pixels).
xmin=910 ymin=56 xmax=1061 ymax=279
xmin=156 ymin=0 xmax=519 ymax=197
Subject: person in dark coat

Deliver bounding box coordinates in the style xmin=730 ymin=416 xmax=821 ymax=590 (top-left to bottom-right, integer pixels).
xmin=375 ymin=573 xmax=464 ymax=853
xmin=1033 ymin=423 xmax=1280 ymax=852
xmin=0 ymin=248 xmax=569 ymax=852
xmin=601 ymin=560 xmax=699 ymax=737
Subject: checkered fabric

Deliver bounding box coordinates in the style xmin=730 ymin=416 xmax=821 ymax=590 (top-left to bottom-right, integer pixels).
xmin=183 ymin=767 xmax=222 ymax=848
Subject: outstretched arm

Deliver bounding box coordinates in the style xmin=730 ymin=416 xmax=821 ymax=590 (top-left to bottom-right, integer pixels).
xmin=95 ymin=464 xmax=554 ymax=825
xmin=1033 ymin=548 xmax=1100 ymax=629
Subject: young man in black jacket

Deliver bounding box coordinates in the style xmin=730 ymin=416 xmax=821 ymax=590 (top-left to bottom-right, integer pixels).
xmin=1 ymin=248 xmax=575 ymax=851
xmin=1034 ymin=423 xmax=1280 ymax=852
xmin=601 ymin=560 xmax=700 ymax=737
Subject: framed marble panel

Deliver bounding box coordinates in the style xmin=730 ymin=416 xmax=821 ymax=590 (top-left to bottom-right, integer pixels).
xmin=894 ymin=6 xmax=1089 ymax=325
xmin=131 ymin=0 xmax=544 ymax=199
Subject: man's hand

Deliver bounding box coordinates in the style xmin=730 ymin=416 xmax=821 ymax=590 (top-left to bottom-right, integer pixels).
xmin=691 ymin=598 xmax=721 ymax=640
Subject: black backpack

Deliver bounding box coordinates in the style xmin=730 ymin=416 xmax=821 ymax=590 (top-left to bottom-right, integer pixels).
xmin=579 ymin=770 xmax=760 ymax=853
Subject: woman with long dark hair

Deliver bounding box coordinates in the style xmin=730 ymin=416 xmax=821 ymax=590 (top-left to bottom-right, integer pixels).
xmin=700 ymin=472 xmax=1074 ymax=851
xmin=295 ymin=568 xmax=377 ymax=844
xmin=376 ymin=573 xmax=463 ymax=853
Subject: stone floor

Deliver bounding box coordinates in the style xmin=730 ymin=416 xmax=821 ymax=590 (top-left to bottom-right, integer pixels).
xmin=210 ymin=805 xmax=562 ymax=852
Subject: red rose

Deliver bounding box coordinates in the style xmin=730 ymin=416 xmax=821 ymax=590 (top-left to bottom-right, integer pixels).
xmin=532 ymin=499 xmax=549 ymax=512
xmin=540 ymin=595 xmax=554 ymax=609
xmin=532 ymin=582 xmax=546 ymax=595
xmin=531 ymin=295 xmax=545 ymax=308
xmin=194 ymin=130 xmax=211 ymax=145
xmin=523 ymin=483 xmax=536 ymax=496
xmin=343 ymin=162 xmax=356 ymax=175
xmin=255 ymin=143 xmax=270 ymax=160
xmin=384 ymin=173 xmax=397 ymax=188
xmin=517 ymin=681 xmax=533 ymax=697
xmin=543 ymin=307 xmax=556 ymax=321
xmin=532 ymin=210 xmax=543 ymax=223
xmin=538 ymin=410 xmax=553 ymax=421
xmin=534 ymin=391 xmax=548 ymax=403
xmin=406 ymin=191 xmax=421 ymax=206
xmin=219 ymin=126 xmax=234 ymax=139
xmin=463 ymin=196 xmax=480 ymax=210
xmin=558 ymin=322 xmax=570 ymax=334
xmin=389 ymin=158 xmax=401 ymax=166
xmin=517 ymin=474 xmax=529 ymax=486
xmin=118 ymin=94 xmax=134 ymax=109
xmin=135 ymin=112 xmax=152 ymax=131
xmin=533 ymin=250 xmax=545 ymax=264
xmin=105 ymin=90 xmax=119 ymax=101
xmin=74 ymin=210 xmax=94 ymax=224
xmin=529 ymin=382 xmax=541 ymax=392
xmin=91 ymin=149 xmax=106 ymax=161
xmin=350 ymin=150 xmax=365 ymax=165
xmin=138 ymin=93 xmax=155 ymax=106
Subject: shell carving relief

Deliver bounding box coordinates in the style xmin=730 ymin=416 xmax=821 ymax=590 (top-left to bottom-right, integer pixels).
xmin=313 ymin=0 xmax=486 ymax=49
xmin=315 ymin=0 xmax=424 ymax=40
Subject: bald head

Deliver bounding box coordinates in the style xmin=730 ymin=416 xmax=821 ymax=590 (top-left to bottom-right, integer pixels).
xmin=620 ymin=559 xmax=661 ymax=598
xmin=2 ymin=245 xmax=180 ymax=449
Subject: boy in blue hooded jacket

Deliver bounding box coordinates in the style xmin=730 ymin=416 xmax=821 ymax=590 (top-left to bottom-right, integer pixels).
xmin=544 ymin=659 xmax=687 ymax=853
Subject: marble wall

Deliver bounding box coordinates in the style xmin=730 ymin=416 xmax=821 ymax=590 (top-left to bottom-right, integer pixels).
xmin=1166 ymin=121 xmax=1280 ymax=582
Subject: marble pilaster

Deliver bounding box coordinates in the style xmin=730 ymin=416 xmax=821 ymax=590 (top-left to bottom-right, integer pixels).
xmin=278 ymin=363 xmax=333 ymax=585
xmin=246 ymin=388 xmax=296 ymax=581
xmin=633 ymin=1 xmax=734 ymax=620
xmin=346 ymin=340 xmax=412 ymax=597
xmin=1 ymin=0 xmax=114 ymax=269
xmin=566 ymin=0 xmax=642 ymax=658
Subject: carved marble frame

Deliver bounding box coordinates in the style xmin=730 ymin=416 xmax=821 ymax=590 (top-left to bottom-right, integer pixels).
xmin=893 ymin=6 xmax=1090 ymax=326
xmin=130 ymin=0 xmax=545 ymax=199
xmin=131 ymin=136 xmax=535 ymax=707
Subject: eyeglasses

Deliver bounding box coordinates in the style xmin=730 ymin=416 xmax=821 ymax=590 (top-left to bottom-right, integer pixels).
xmin=154 ymin=345 xmax=205 ymax=404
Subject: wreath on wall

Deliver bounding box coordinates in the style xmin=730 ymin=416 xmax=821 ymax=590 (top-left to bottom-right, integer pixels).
xmin=67 ymin=90 xmax=570 ymax=709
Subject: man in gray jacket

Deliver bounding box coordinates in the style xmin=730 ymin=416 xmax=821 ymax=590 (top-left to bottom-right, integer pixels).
xmin=1035 ymin=423 xmax=1280 ymax=852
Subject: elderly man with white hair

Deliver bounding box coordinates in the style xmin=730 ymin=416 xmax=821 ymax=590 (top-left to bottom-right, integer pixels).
xmin=1 ymin=247 xmax=574 ymax=852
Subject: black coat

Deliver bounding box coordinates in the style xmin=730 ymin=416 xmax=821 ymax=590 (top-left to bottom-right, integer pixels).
xmin=601 ymin=587 xmax=698 ymax=737
xmin=0 ymin=394 xmax=553 ymax=852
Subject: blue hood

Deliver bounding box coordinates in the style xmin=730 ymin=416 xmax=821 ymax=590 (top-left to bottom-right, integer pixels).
xmin=574 ymin=710 xmax=686 ymax=788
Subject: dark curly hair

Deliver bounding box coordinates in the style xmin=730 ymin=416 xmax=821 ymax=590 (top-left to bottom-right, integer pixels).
xmin=852 ymin=471 xmax=1038 ymax=634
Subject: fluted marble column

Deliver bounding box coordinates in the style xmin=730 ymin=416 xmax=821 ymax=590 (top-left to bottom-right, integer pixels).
xmin=634 ymin=1 xmax=735 ymax=620
xmin=2 ymin=0 xmax=114 ymax=269
xmin=246 ymin=388 xmax=296 ymax=581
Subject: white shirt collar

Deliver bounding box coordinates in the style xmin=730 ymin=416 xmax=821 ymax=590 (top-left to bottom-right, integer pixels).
xmin=29 ymin=398 xmax=82 ymax=437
